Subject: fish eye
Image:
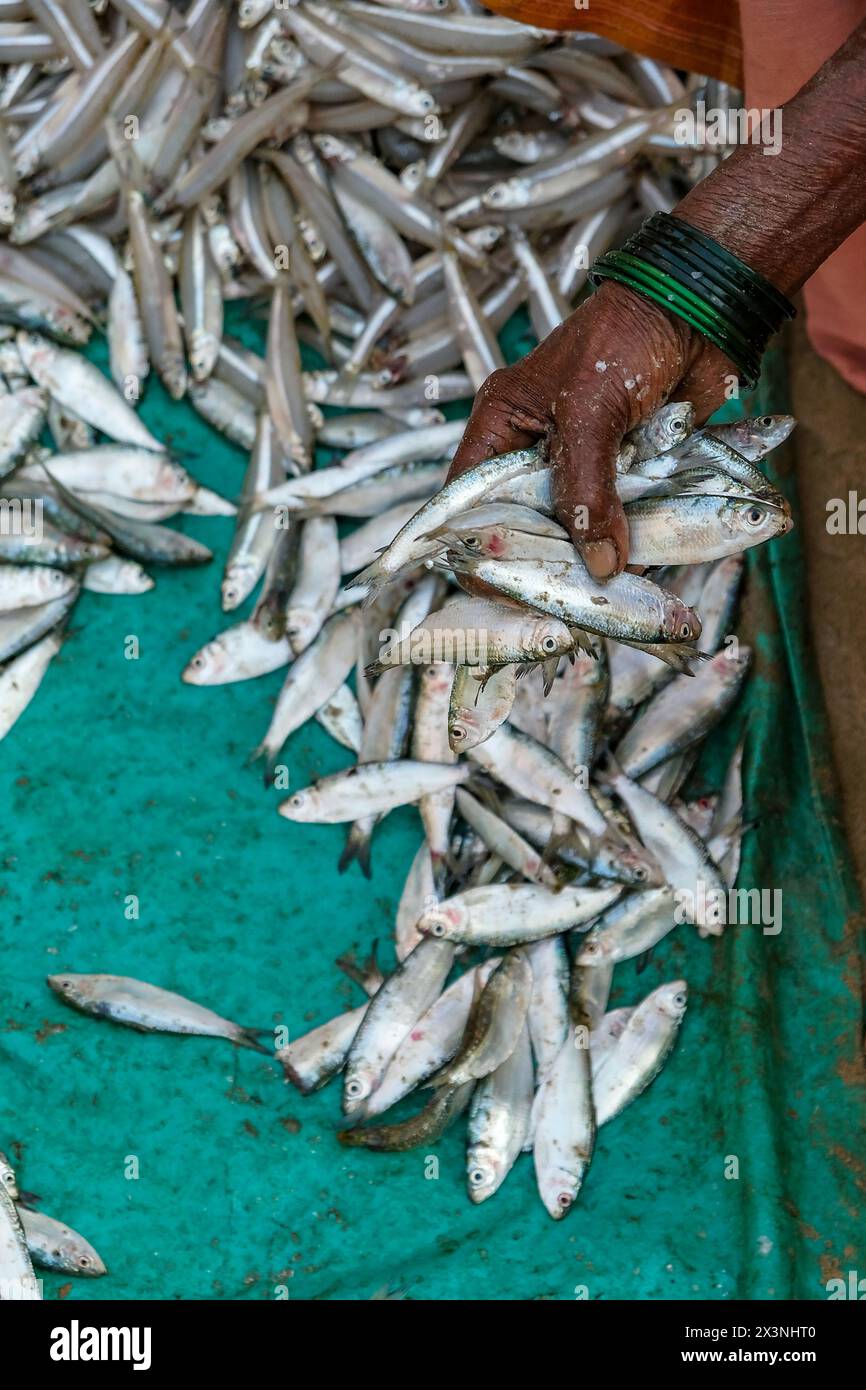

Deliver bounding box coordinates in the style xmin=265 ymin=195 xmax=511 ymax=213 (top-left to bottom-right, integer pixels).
xmin=345 ymin=1079 xmax=364 ymax=1097
xmin=746 ymin=506 xmax=764 ymax=525
xmin=78 ymin=1256 xmax=90 ymax=1267
xmin=760 ymin=416 xmax=773 ymax=427
xmin=451 ymin=724 xmax=467 ymax=742
xmin=673 ymin=991 xmax=687 ymax=1008
xmin=463 ymin=536 xmax=480 ymax=549
xmin=679 ymin=622 xmax=693 ymax=639
xmin=541 ymin=635 xmax=559 ymax=654
xmin=290 ymin=794 xmax=305 ymax=809
xmin=429 ymin=920 xmax=445 ymax=937
xmin=633 ymin=864 xmax=648 ymax=881
xmin=557 ymin=1192 xmax=572 ymax=1210
xmin=469 ymin=1169 xmax=486 ymax=1186
xmin=671 ymin=418 xmax=686 ymax=432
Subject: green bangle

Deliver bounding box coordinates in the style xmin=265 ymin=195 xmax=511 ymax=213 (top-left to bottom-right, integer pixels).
xmin=613 ymin=252 xmax=759 ymax=359
xmin=592 ymin=250 xmax=763 ymax=384
xmin=628 ymin=238 xmax=771 ymax=345
xmin=588 ymin=212 xmax=795 ymax=390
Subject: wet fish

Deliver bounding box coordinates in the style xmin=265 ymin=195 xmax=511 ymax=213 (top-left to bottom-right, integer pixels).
xmin=47 ymin=973 xmax=269 ymax=1052
xmin=593 ymin=980 xmax=688 ymax=1124
xmin=20 ymin=1207 xmax=107 ymax=1278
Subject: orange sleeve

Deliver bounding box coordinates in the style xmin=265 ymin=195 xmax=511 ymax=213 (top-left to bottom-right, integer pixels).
xmin=484 ymin=1 xmax=743 ymax=88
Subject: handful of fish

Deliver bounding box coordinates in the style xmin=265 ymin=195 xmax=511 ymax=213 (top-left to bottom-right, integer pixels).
xmin=0 ymin=2 xmax=799 ymax=1244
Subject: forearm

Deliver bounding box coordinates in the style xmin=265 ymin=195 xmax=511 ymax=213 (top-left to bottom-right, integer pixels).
xmin=674 ymin=18 xmax=866 ymax=297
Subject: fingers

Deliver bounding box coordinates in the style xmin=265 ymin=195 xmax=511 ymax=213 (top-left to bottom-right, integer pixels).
xmin=446 ymin=368 xmax=541 ymax=482
xmin=550 ymin=385 xmax=631 ymax=580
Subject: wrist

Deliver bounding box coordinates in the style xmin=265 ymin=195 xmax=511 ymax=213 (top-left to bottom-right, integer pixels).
xmin=672 ymin=165 xmax=802 ymax=298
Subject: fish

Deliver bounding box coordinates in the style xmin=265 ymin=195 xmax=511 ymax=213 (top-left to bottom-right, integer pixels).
xmin=3 ymin=6 xmax=798 ymax=1231
xmin=614 ymin=648 xmax=752 ymax=778
xmin=343 ymin=935 xmax=455 ymax=1111
xmin=574 ymin=888 xmax=680 ymax=967
xmin=593 ymin=980 xmax=688 ymax=1124
xmin=418 ymin=881 xmax=622 ymax=947
xmin=602 ymin=760 xmax=728 ymax=936
xmin=466 ymin=1022 xmax=533 ymax=1202
xmin=448 ymin=662 xmax=519 ymax=752
xmin=0 ymin=1151 xmax=17 ymax=1201
xmin=19 ymin=1207 xmax=107 ymax=1278
xmin=279 ymin=759 xmax=470 ymax=823
xmin=338 ymin=1080 xmax=474 ymax=1151
xmin=47 ymin=974 xmax=269 ymax=1052
xmin=0 ymin=626 xmax=62 ymax=740
xmin=350 ymin=446 xmax=539 ymax=594
xmin=0 ymin=1183 xmax=40 ymax=1299
xmin=366 ymin=962 xmax=499 ymax=1117
xmin=430 ymin=950 xmax=532 ymax=1089
xmin=441 ymin=548 xmax=702 ymax=647
xmin=624 ymin=493 xmax=792 ymax=566
xmin=532 ymin=1027 xmax=595 ymax=1219
xmin=16 ymin=332 xmax=162 ymax=450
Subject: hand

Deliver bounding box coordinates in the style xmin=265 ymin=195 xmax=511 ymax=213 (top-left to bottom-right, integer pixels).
xmin=446 ymin=280 xmax=738 ymax=579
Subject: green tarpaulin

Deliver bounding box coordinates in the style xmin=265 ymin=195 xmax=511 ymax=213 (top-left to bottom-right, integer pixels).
xmin=2 ymin=316 xmax=864 ymax=1302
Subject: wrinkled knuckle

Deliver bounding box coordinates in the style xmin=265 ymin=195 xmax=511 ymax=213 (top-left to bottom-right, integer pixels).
xmin=476 ymin=366 xmax=513 ymax=406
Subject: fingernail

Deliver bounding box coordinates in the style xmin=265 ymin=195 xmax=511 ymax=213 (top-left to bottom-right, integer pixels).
xmin=582 ymin=539 xmax=618 ymax=580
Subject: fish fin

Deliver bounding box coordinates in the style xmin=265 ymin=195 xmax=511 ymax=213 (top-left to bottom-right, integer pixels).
xmin=635 ymin=947 xmax=654 ymax=976
xmin=338 ymin=823 xmax=373 ymax=878
xmin=541 ymin=655 xmax=560 ymax=696
xmin=653 ymin=643 xmax=709 ymax=674
xmin=543 ymin=816 xmax=594 ymax=873
xmin=568 ymin=626 xmax=597 ymax=657
xmin=361 ymin=940 xmax=383 ymax=995
xmin=363 ymin=659 xmax=387 ymax=678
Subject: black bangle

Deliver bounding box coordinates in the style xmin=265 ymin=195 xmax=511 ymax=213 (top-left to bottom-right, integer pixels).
xmin=588 ymin=211 xmax=796 ymax=389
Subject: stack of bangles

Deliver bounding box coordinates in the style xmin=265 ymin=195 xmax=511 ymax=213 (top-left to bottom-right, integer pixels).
xmin=589 ymin=211 xmax=796 ymax=390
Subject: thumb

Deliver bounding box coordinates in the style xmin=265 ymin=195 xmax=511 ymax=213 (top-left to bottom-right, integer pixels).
xmin=550 ymin=389 xmax=630 ymax=580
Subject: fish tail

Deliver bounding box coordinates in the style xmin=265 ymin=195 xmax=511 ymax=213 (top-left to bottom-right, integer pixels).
xmin=347 ymin=561 xmax=385 ymax=603
xmin=337 ymin=1126 xmax=371 ymax=1148
xmin=235 ymin=1026 xmax=272 ymax=1056
xmin=247 ymin=741 xmax=278 ymax=785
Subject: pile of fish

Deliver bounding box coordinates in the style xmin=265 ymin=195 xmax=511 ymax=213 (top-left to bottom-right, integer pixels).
xmin=0 ymin=2 xmax=744 ymax=735
xmin=263 ymin=401 xmax=793 ymax=1216
xmin=0 ymin=0 xmax=799 ymax=1262
xmin=0 ymin=1146 xmax=106 ymax=1299
xmin=0 ymin=322 xmax=225 ymax=742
